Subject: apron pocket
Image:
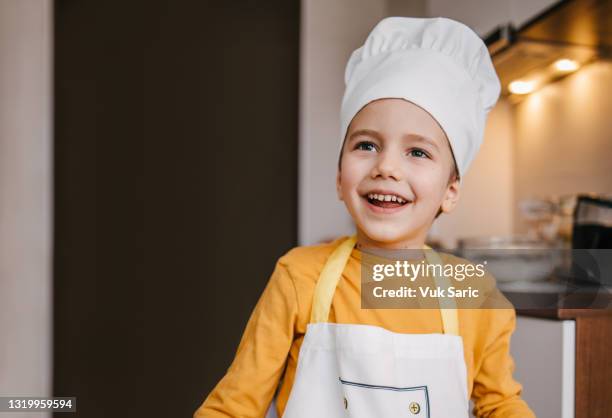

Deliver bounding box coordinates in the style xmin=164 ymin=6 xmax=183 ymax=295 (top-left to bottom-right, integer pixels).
xmin=339 ymin=378 xmax=430 ymax=418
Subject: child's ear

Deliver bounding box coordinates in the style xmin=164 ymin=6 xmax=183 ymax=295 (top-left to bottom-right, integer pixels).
xmin=441 ymin=178 xmax=461 ymax=213
xmin=336 ymin=170 xmax=343 ymax=201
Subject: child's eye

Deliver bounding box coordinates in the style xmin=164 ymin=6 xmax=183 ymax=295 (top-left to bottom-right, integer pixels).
xmin=409 ymin=148 xmax=430 ymax=158
xmin=355 ymin=141 xmax=377 ymax=152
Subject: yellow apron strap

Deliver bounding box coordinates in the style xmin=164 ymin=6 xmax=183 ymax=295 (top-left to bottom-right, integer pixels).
xmin=310 ymin=236 xmax=460 ymax=336
xmin=310 ymin=235 xmax=357 ymax=323
xmin=424 ymin=245 xmax=460 ymax=336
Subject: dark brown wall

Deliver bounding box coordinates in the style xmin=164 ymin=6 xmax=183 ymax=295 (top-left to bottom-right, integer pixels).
xmin=53 ymin=1 xmax=299 ymax=416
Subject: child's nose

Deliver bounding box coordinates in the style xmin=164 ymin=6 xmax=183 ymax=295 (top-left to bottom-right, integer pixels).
xmin=371 ymin=150 xmax=402 ymax=180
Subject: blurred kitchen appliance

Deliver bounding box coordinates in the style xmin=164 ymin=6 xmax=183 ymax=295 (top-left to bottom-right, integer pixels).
xmin=572 ymin=195 xmax=612 ymax=249
xmin=519 ymin=197 xmax=556 ymax=241
xmin=570 ymin=195 xmax=612 ymax=286
xmin=458 ymin=236 xmax=555 ymax=283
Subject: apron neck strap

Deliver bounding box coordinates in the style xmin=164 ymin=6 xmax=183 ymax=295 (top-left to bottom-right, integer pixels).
xmin=309 ymin=235 xmax=460 ymax=336
xmin=309 ymin=235 xmax=357 ymax=324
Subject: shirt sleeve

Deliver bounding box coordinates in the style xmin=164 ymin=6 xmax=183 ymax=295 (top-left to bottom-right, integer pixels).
xmin=471 ymin=300 xmax=536 ymax=418
xmin=193 ymin=261 xmax=299 ymax=418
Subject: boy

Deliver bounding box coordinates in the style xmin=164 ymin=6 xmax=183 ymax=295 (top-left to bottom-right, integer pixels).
xmin=195 ymin=17 xmax=535 ymax=417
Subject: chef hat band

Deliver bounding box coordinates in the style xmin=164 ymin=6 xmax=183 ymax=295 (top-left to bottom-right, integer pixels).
xmin=340 ymin=17 xmax=501 ymax=178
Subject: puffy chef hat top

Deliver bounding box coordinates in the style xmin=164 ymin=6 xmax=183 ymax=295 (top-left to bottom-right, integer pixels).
xmin=340 ymin=16 xmax=501 ymax=177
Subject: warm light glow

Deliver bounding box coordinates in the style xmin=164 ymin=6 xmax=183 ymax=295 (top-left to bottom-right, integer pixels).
xmin=509 ymin=80 xmax=535 ymax=95
xmin=554 ymin=59 xmax=580 ymax=72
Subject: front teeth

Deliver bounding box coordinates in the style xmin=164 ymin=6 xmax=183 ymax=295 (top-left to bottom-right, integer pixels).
xmin=367 ymin=193 xmax=407 ymax=204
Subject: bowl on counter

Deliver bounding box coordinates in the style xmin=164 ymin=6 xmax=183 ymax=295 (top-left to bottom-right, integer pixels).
xmin=457 ymin=236 xmax=556 ymax=283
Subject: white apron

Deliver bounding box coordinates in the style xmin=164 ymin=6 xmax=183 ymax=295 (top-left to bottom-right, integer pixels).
xmin=267 ymin=236 xmax=469 ymax=418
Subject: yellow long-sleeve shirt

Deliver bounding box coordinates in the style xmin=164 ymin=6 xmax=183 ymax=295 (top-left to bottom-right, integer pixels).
xmin=194 ymin=237 xmax=535 ymax=418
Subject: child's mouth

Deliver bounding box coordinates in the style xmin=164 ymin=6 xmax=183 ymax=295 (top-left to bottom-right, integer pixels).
xmin=364 ymin=193 xmax=411 ymax=211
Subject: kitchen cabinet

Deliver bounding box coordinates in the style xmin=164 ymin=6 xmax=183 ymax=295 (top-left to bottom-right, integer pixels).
xmin=510 ymin=308 xmax=612 ymax=418
xmin=511 ymin=316 xmax=575 ymax=418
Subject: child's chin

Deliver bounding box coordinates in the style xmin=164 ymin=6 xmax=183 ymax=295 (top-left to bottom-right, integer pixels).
xmin=360 ymin=226 xmax=409 ymax=244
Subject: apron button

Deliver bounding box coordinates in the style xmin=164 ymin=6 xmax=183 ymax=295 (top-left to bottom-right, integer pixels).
xmin=409 ymin=401 xmax=420 ymax=414
xmin=343 ymin=397 xmax=348 ymax=409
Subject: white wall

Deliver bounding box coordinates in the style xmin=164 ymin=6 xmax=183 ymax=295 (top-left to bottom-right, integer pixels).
xmin=429 ymin=99 xmax=515 ymax=248
xmin=513 ymin=60 xmax=612 ymax=232
xmin=299 ymin=0 xmax=386 ymax=245
xmin=0 ymin=0 xmax=53 ymax=414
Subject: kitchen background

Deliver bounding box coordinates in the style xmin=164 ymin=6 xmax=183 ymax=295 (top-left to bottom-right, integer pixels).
xmin=0 ymin=0 xmax=610 ymax=418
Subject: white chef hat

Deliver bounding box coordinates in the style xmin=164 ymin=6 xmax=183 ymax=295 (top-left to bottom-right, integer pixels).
xmin=340 ymin=16 xmax=501 ymax=178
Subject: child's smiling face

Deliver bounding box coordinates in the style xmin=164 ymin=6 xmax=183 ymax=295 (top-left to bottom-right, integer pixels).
xmin=337 ymin=98 xmax=461 ymax=249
